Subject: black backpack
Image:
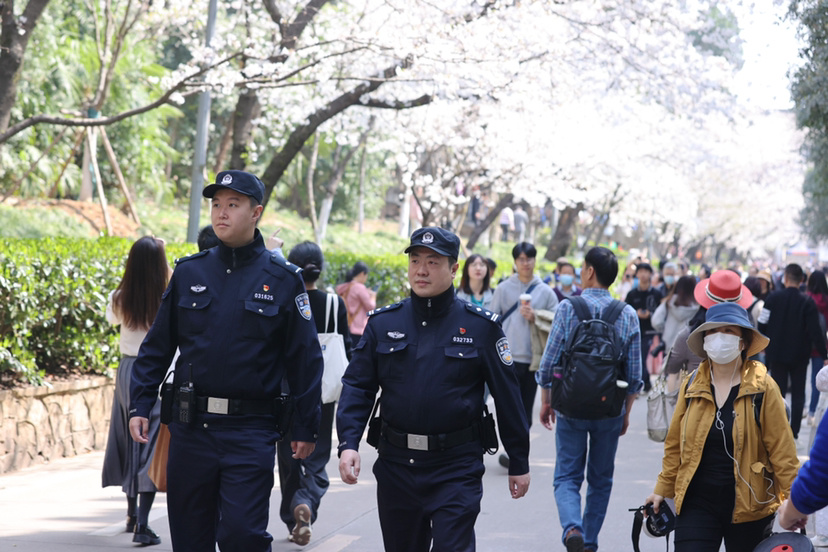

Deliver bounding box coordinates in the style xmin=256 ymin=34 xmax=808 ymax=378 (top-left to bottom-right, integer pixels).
xmin=550 ymin=296 xmax=628 ymax=419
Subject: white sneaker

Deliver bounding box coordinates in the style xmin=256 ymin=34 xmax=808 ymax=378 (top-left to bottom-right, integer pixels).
xmin=812 ymin=534 xmax=828 ymax=548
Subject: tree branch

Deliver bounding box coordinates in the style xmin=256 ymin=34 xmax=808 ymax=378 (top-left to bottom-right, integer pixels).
xmin=0 ymin=53 xmax=241 ymax=143
xmin=259 ymin=55 xmax=414 ymax=207
xmin=360 ymin=94 xmax=433 ymax=109
xmin=281 ymin=0 xmax=330 ymax=51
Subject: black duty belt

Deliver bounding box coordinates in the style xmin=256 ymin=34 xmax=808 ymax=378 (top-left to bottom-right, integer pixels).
xmin=381 ymin=421 xmax=480 ymax=451
xmin=193 ymin=395 xmax=278 ymax=416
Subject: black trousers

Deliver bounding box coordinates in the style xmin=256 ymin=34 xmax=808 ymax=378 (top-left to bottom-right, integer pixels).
xmin=276 ymin=401 xmax=335 ymax=530
xmin=768 ymin=360 xmax=808 ymax=438
xmin=675 ymin=480 xmax=773 ymax=552
xmin=374 ymin=455 xmax=484 ymax=552
xmin=166 ymin=422 xmax=279 ymax=552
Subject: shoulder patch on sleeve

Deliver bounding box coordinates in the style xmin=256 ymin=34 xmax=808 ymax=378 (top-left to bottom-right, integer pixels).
xmin=174 ymin=249 xmax=208 ymax=265
xmin=464 ymin=302 xmax=500 ymax=323
xmin=270 ymin=253 xmax=302 ymax=274
xmin=368 ymin=302 xmax=403 ymax=316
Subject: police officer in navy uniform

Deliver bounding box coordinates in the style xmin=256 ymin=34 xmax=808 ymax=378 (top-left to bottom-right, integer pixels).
xmin=336 ymin=226 xmax=531 ymax=552
xmin=128 ymin=170 xmax=323 ymax=552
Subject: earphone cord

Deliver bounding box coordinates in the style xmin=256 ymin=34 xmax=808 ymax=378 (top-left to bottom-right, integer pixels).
xmin=715 ymin=410 xmax=776 ymax=505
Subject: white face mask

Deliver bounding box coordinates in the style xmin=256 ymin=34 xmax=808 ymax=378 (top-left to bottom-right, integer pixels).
xmin=703 ymin=332 xmax=742 ymax=364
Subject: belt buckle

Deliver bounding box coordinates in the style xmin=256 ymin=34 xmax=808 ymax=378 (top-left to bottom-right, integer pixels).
xmin=207 ymin=397 xmax=229 ymax=415
xmin=407 ymin=433 xmax=428 ymax=451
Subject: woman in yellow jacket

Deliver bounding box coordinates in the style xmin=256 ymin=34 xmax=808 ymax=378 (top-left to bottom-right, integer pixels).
xmin=645 ymin=302 xmax=799 ymax=552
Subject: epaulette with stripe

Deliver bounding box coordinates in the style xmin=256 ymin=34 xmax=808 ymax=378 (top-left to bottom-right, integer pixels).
xmin=368 ymin=302 xmax=403 ymax=316
xmin=174 ymin=249 xmax=208 ymax=265
xmin=465 ymin=302 xmax=501 ymax=323
xmin=270 ymin=253 xmax=302 ymax=274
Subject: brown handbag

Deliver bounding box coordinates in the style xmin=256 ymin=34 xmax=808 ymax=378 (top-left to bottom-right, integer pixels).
xmin=148 ymin=423 xmax=170 ymax=492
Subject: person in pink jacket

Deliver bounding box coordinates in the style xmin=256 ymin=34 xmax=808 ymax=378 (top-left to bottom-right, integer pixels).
xmin=336 ymin=261 xmax=376 ymax=343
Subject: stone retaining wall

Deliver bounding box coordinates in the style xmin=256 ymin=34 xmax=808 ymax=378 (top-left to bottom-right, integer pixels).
xmin=0 ymin=377 xmax=113 ymax=474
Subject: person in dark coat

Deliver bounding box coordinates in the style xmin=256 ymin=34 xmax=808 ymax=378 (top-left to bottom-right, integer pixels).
xmin=758 ymin=263 xmax=828 ymax=439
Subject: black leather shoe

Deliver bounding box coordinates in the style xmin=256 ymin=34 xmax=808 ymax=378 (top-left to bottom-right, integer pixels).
xmin=133 ymin=525 xmax=161 ymax=546
xmin=125 ymin=515 xmax=136 ymax=533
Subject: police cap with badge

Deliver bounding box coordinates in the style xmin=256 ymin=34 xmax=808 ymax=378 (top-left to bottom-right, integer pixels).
xmin=203 ymin=170 xmax=265 ymax=204
xmin=404 ymin=226 xmax=460 ymax=259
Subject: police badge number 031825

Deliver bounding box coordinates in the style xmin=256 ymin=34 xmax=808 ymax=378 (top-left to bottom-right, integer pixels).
xmin=295 ymin=292 xmax=312 ymax=320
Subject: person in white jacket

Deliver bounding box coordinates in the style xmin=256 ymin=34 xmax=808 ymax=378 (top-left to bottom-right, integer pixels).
xmin=652 ymin=275 xmax=699 ymax=354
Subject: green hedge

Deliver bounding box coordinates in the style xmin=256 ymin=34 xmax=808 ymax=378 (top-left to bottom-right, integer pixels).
xmin=0 ymin=237 xmax=196 ymax=385
xmin=0 ymin=236 xmax=559 ymax=386
xmin=0 ymin=238 xmax=416 ymax=385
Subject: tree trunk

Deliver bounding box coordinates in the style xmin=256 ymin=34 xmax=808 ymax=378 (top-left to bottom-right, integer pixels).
xmin=260 ymin=57 xmax=423 ymax=209
xmin=357 ymin=141 xmax=367 ymax=234
xmin=544 ymin=203 xmax=583 ymax=261
xmin=79 ymin=129 xmax=95 ymax=201
xmin=467 ymin=193 xmax=513 ymax=250
xmin=315 ymin=120 xmax=372 ymax=241
xmin=397 ymin=165 xmax=410 ymax=238
xmin=229 ymin=89 xmax=261 ymax=170
xmin=0 ymin=0 xmax=53 ymax=133
xmin=212 ymin=117 xmax=233 ymax=173
xmin=306 ymin=133 xmax=320 ymax=240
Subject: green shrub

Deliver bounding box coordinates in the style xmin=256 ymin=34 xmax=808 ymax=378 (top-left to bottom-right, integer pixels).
xmin=0 ymin=237 xmax=194 ymax=385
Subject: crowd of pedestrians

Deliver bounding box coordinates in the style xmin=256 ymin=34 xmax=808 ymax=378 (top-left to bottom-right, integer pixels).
xmin=95 ymin=172 xmax=828 ymax=552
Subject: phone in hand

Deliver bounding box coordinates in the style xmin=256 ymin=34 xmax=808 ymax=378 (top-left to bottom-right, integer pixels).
xmin=371 ymin=283 xmax=381 ymax=292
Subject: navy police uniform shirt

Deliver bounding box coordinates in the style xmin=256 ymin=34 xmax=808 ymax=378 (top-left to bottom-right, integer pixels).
xmin=336 ymin=285 xmax=530 ymax=475
xmin=129 ymin=229 xmax=323 ymax=441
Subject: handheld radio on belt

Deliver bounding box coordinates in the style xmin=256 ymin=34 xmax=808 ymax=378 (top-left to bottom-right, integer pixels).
xmin=178 ymin=364 xmax=195 ymax=425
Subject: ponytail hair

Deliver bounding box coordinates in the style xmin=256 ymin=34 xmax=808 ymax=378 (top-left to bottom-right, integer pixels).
xmin=287 ymin=241 xmax=324 ymax=284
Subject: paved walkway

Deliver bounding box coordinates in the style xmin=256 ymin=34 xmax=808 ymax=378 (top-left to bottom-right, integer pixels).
xmin=0 ymin=394 xmax=817 ymax=551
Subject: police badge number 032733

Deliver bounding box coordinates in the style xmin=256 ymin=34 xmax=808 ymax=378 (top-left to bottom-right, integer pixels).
xmin=497 ymin=338 xmax=513 ymax=365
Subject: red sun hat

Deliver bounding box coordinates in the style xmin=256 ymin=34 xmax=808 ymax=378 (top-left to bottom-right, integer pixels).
xmin=694 ymin=270 xmax=754 ymax=309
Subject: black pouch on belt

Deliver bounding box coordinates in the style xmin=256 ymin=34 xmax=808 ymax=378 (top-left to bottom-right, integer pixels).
xmin=480 ymin=405 xmax=499 ymax=454
xmin=366 ymin=397 xmax=381 ymax=448
xmin=159 ymin=372 xmax=175 ymax=425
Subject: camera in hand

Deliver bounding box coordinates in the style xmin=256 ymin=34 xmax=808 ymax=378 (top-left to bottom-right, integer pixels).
xmin=630 ymin=502 xmax=675 ymax=538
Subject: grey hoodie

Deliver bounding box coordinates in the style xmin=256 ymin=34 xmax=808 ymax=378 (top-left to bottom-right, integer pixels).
xmin=490 ymin=274 xmax=558 ymax=364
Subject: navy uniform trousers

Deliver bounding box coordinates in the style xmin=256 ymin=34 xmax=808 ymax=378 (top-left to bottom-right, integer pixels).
xmin=166 ymin=421 xmax=280 ymax=552
xmin=373 ymin=454 xmax=485 ymax=552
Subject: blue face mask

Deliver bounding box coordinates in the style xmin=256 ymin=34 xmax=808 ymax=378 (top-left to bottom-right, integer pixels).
xmin=560 ymin=274 xmax=574 ymax=287
xmin=632 ymin=277 xmax=639 ymax=289
xmin=664 ymin=275 xmax=676 ymax=286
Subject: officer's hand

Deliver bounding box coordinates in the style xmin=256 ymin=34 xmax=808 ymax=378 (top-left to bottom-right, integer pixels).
xmin=508 ymin=473 xmax=530 ymax=499
xmin=539 ymin=402 xmax=556 ymax=430
xmin=291 ymin=441 xmax=315 ymax=459
xmin=129 ymin=417 xmax=149 ymax=444
xmin=339 ymin=449 xmax=360 ymax=484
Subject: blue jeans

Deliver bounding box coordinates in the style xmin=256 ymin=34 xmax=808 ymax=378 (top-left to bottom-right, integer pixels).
xmin=554 ymin=413 xmax=624 ymax=551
